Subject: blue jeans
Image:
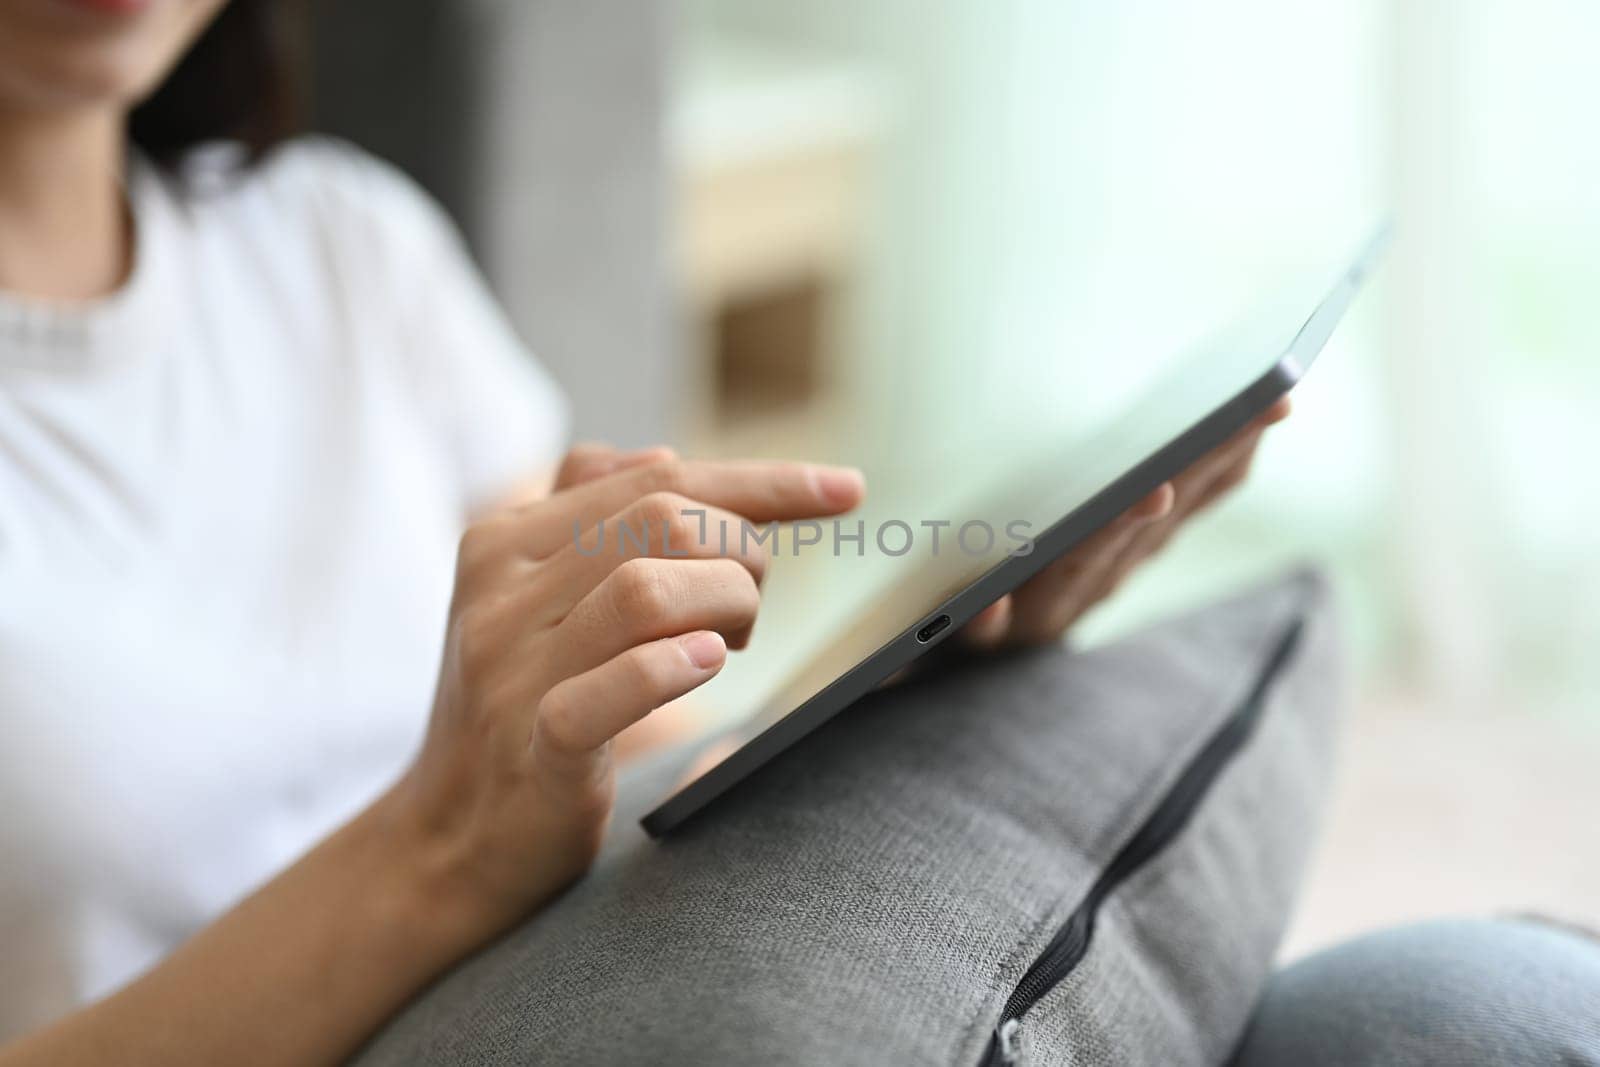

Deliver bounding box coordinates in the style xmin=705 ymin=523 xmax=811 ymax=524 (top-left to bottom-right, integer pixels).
xmin=1230 ymin=918 xmax=1600 ymax=1066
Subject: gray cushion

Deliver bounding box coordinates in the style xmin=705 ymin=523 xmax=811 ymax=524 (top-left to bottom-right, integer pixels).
xmin=355 ymin=568 xmax=1343 ymax=1066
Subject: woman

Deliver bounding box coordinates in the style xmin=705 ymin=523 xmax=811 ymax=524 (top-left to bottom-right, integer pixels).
xmin=0 ymin=1 xmax=1285 ymax=1062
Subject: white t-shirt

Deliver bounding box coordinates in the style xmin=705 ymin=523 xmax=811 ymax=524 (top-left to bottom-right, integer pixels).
xmin=0 ymin=137 xmax=567 ymax=1038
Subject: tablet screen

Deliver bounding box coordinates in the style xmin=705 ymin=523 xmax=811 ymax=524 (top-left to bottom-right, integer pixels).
xmin=751 ymin=282 xmax=1336 ymax=721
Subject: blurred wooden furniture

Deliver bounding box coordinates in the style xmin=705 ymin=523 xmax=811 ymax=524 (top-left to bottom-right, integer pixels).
xmin=673 ymin=34 xmax=885 ymax=453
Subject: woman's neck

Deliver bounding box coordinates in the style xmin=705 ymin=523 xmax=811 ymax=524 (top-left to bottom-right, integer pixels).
xmin=0 ymin=106 xmax=130 ymax=302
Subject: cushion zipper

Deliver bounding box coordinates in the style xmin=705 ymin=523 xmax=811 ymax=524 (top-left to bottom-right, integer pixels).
xmin=977 ymin=614 xmax=1307 ymax=1066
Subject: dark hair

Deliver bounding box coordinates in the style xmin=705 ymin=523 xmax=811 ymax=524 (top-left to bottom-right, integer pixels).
xmin=129 ymin=0 xmax=306 ymax=169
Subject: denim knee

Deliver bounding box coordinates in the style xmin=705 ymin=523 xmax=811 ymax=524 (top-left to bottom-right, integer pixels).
xmin=1229 ymin=918 xmax=1600 ymax=1066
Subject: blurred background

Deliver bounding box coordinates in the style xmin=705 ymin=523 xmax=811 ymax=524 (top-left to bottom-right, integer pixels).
xmin=315 ymin=0 xmax=1599 ymax=955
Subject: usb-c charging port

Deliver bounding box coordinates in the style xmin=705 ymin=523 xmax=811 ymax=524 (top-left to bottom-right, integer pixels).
xmin=916 ymin=614 xmax=953 ymax=643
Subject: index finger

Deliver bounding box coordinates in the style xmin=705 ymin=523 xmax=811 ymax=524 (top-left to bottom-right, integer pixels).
xmin=554 ymin=443 xmax=678 ymax=491
xmin=523 ymin=459 xmax=866 ymax=557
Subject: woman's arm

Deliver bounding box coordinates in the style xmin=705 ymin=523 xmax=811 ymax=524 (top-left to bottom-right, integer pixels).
xmin=0 ymin=453 xmax=865 ymax=1067
xmin=1 ymin=793 xmax=477 ymax=1066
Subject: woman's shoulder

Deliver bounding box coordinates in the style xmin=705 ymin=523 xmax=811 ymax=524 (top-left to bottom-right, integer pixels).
xmin=262 ymin=135 xmax=441 ymax=224
xmin=165 ymin=135 xmax=461 ymax=262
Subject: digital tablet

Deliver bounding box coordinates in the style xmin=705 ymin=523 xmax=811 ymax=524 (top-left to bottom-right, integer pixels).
xmin=642 ymin=232 xmax=1386 ymax=837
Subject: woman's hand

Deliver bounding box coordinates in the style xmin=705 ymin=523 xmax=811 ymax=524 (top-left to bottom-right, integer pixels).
xmin=387 ymin=449 xmax=865 ymax=942
xmin=959 ymin=398 xmax=1292 ymax=650
xmin=0 ymin=446 xmax=865 ymax=1067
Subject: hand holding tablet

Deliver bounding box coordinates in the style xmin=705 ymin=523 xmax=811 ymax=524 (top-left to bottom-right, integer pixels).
xmin=959 ymin=394 xmax=1293 ymax=650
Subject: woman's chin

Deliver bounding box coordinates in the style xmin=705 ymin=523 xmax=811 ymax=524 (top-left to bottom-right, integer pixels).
xmin=0 ymin=49 xmax=155 ymax=113
xmin=0 ymin=0 xmax=224 ymax=112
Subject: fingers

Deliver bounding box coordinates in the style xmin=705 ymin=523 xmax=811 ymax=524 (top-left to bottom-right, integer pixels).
xmin=1188 ymin=433 xmax=1262 ymax=515
xmin=1003 ymin=484 xmax=1173 ymax=645
xmin=1169 ymin=422 xmax=1262 ymax=510
xmin=550 ymin=557 xmax=762 ymax=678
xmin=1260 ymin=394 xmax=1292 ymax=426
xmin=960 ymin=595 xmax=1014 ymax=650
xmin=554 ymin=444 xmax=678 ymax=491
xmin=532 ymin=631 xmax=726 ymax=770
xmin=521 ymin=459 xmax=866 ymax=558
xmin=1128 ymin=481 xmax=1177 ymax=522
xmin=1145 ymin=423 xmax=1266 ymax=552
xmin=523 ymin=492 xmax=772 ymax=632
xmin=1182 ymin=395 xmax=1286 ymax=508
xmin=1092 ymin=408 xmax=1284 ymax=595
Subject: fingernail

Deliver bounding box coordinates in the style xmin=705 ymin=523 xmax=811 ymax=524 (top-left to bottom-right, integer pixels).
xmin=813 ymin=465 xmax=865 ymax=506
xmin=1144 ymin=485 xmax=1176 ymax=520
xmin=681 ymin=631 xmax=726 ymax=670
